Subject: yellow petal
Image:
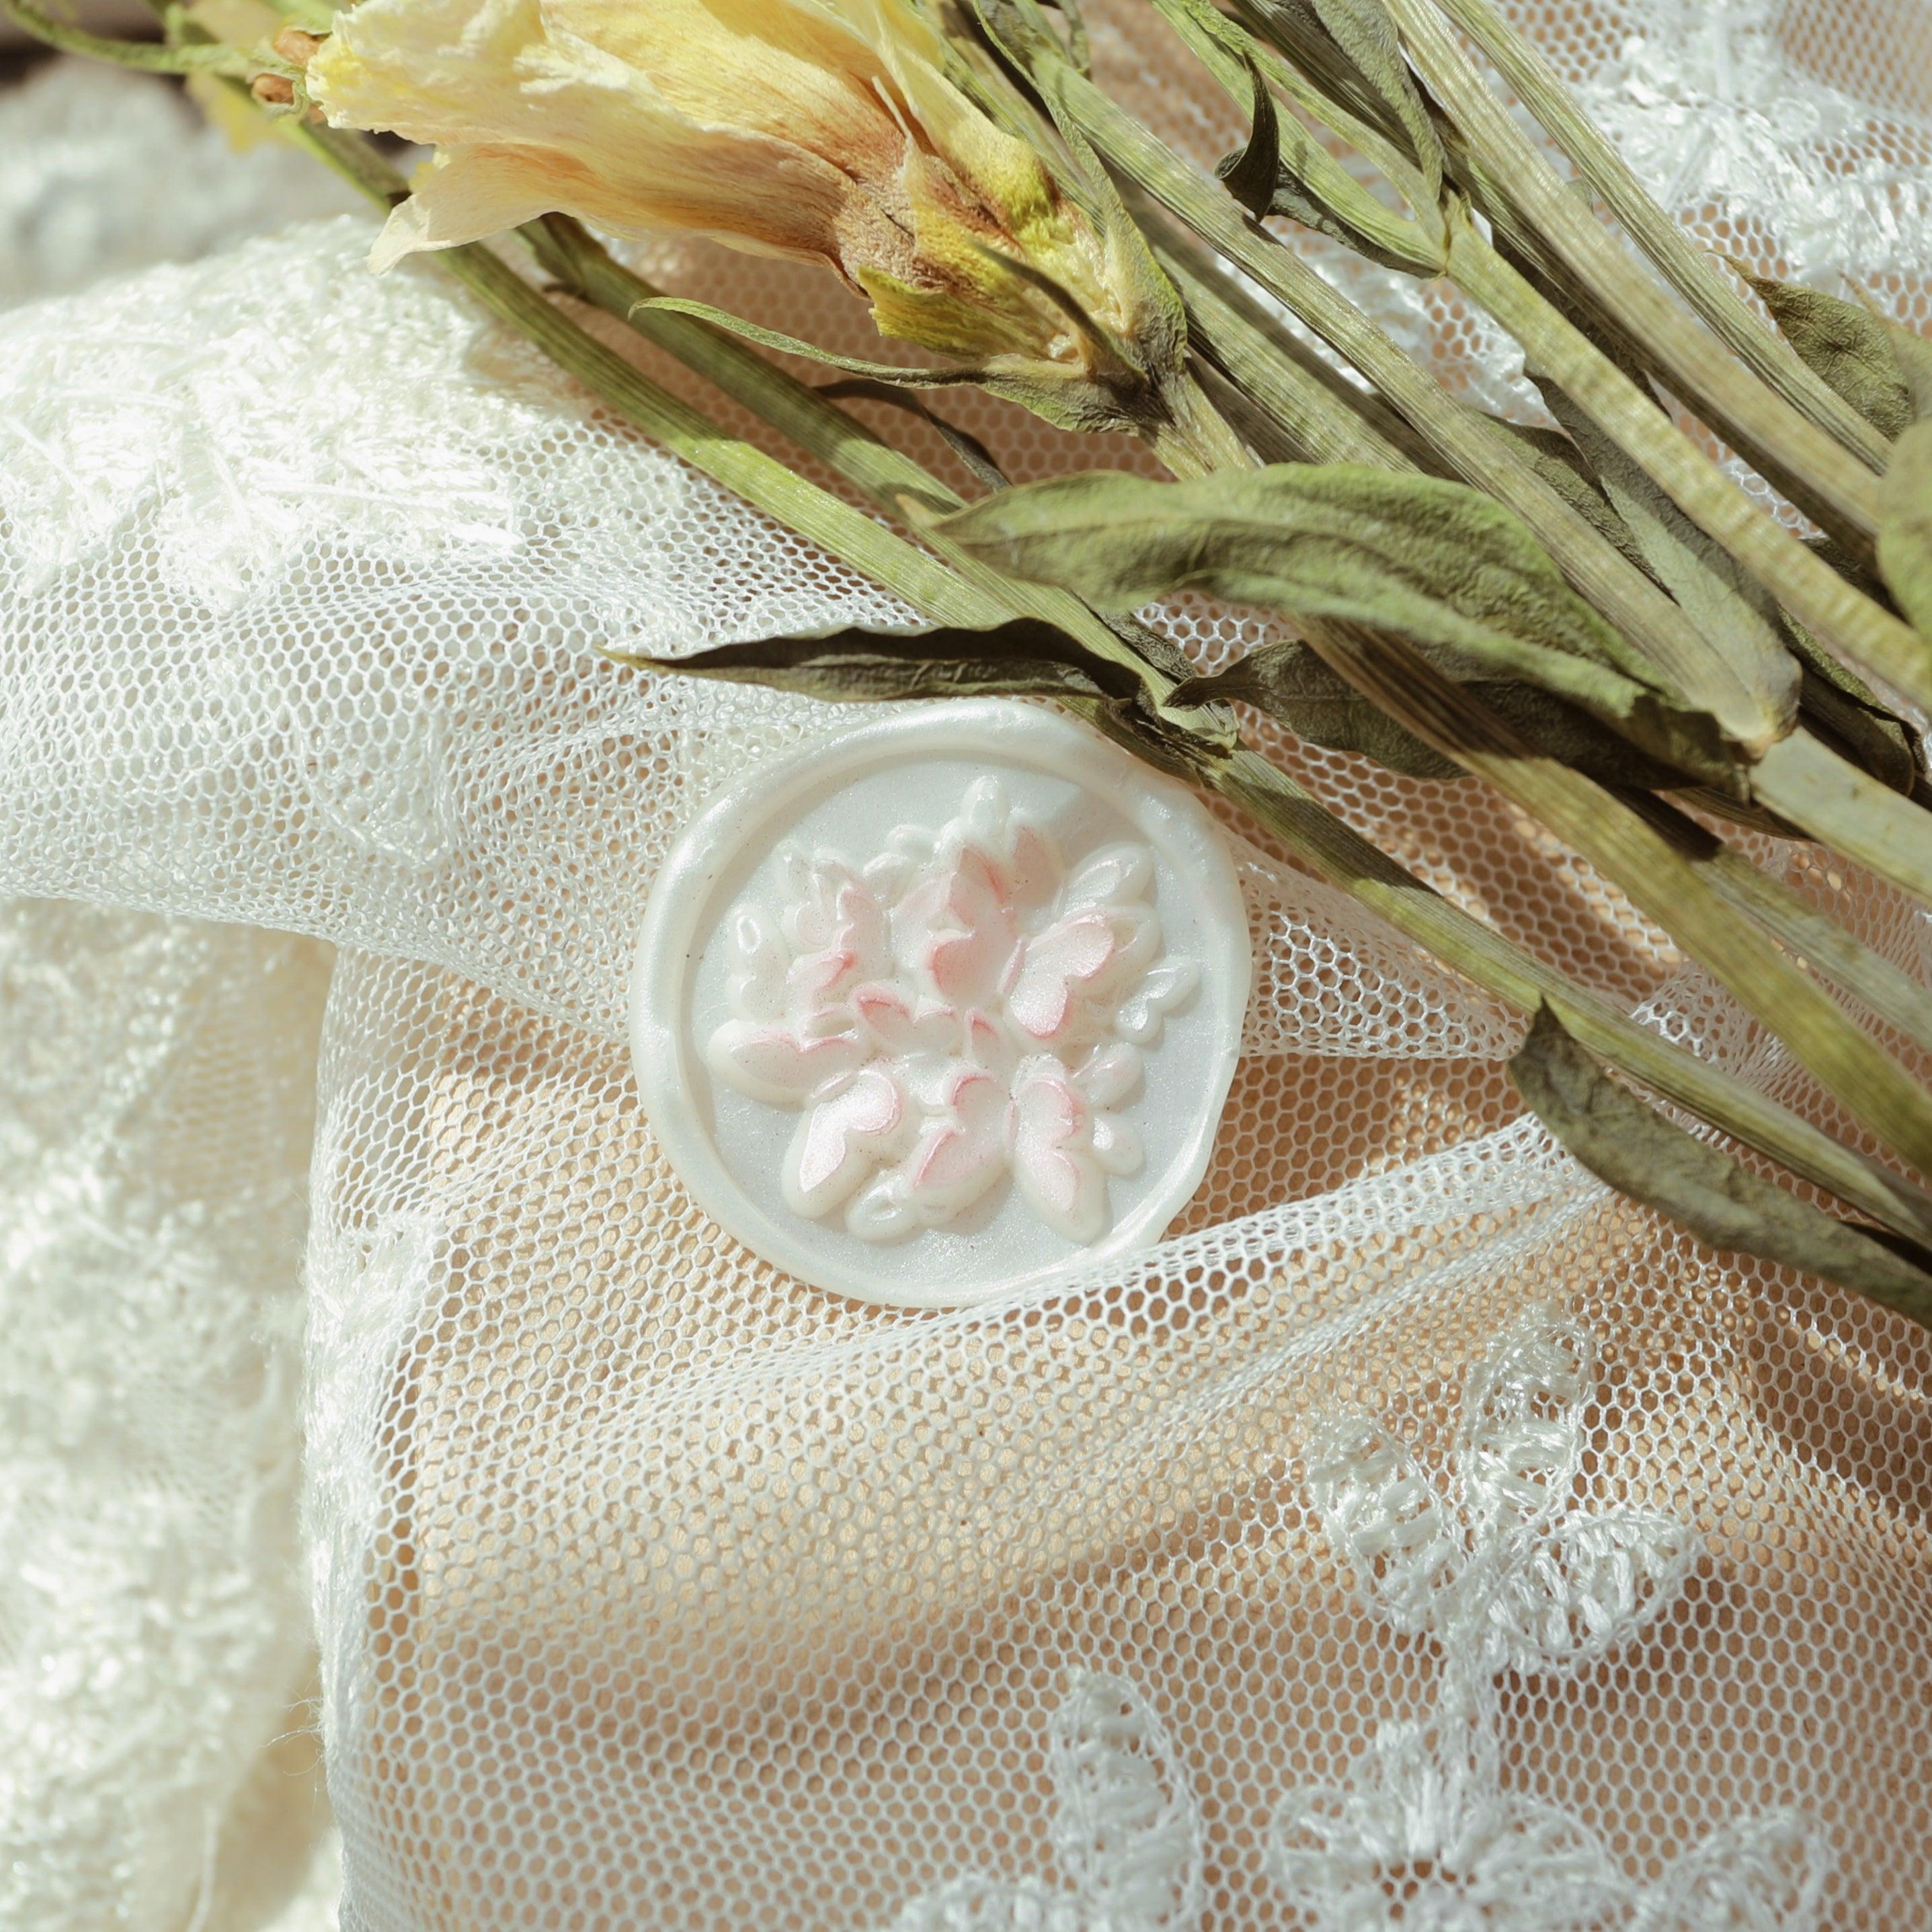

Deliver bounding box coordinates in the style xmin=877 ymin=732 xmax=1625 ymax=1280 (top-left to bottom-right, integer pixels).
xmin=311 ymin=0 xmax=877 ymax=265
xmin=366 ymin=149 xmax=560 ymax=269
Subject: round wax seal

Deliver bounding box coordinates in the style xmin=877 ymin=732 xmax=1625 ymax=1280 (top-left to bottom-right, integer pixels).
xmin=630 ymin=700 xmax=1250 ymax=1308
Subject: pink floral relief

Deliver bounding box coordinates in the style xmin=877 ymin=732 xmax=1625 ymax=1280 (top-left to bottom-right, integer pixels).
xmin=705 ymin=778 xmax=1199 ymax=1244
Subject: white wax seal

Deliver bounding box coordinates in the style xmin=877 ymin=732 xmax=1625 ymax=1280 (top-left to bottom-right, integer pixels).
xmin=630 ymin=700 xmax=1249 ymax=1307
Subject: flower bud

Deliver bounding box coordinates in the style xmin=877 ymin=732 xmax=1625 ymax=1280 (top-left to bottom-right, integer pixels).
xmin=271 ymin=24 xmax=325 ymax=67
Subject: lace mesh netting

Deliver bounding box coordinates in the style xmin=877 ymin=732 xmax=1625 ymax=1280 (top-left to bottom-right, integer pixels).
xmin=1 ymin=2 xmax=1930 ymax=1925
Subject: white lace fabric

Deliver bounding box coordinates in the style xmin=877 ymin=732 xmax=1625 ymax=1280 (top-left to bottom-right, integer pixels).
xmin=1 ymin=6 xmax=1931 ymax=1929
xmin=0 ymin=903 xmax=338 ymax=1929
xmin=0 ymin=59 xmax=352 ymax=1932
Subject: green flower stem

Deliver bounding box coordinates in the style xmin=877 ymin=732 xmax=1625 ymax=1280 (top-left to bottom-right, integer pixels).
xmin=521 ymin=220 xmax=973 ymax=525
xmin=1139 ymin=216 xmax=1424 ymax=471
xmin=1446 ymin=214 xmax=1932 ymax=720
xmin=440 ymin=259 xmax=990 ymax=619
xmin=0 ymin=0 xmax=248 ymax=68
xmin=1632 ymin=797 xmax=1932 ymax=1061
xmin=1156 ymin=190 xmax=1917 ymax=899
xmin=1290 ymin=614 xmax=1932 ymax=1178
xmin=521 ymin=217 xmax=968 ymax=522
xmin=1385 ymin=0 xmax=1888 ymax=536
xmin=1145 ymin=366 xmax=1258 ymax=477
xmin=1208 ymin=742 xmax=1932 ymax=1247
xmin=1418 ymin=0 xmax=1895 ymax=477
xmin=1018 ymin=51 xmax=1787 ymax=743
xmin=1141 ymin=0 xmax=1443 ymax=274
xmin=1750 ymin=729 xmax=1932 ymax=906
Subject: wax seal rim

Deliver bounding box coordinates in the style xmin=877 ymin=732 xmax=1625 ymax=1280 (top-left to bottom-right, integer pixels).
xmin=629 ymin=698 xmax=1250 ymax=1308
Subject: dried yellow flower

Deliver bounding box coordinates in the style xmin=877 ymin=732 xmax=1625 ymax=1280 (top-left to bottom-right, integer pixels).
xmin=307 ymin=0 xmax=1160 ymax=388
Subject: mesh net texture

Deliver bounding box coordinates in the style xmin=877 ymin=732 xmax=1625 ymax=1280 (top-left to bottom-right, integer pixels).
xmin=3 ymin=2 xmax=1932 ymax=1926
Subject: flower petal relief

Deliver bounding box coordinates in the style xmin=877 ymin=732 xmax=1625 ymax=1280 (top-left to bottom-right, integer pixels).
xmin=705 ymin=776 xmax=1197 ymax=1245
xmin=306 ymin=0 xmax=1172 ymax=404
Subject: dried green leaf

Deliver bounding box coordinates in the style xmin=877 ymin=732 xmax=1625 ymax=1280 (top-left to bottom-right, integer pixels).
xmin=1742 ymin=272 xmax=1916 ymax=440
xmin=610 ymin=618 xmax=1148 ymax=706
xmin=1211 ymin=90 xmax=1438 ymax=274
xmin=1096 ymin=608 xmax=1197 ymax=686
xmin=1794 ymin=663 xmax=1922 ymax=796
xmin=1466 ymin=684 xmax=1705 ymax=790
xmin=816 ymin=378 xmax=1012 ymax=495
xmin=1535 ymin=384 xmax=1802 ymax=741
xmin=1209 ymin=43 xmax=1355 ymax=249
xmin=1173 ymin=638 xmax=1689 ymax=786
xmin=1173 ymin=639 xmax=1459 ymax=776
xmin=1235 ymin=0 xmax=1435 ymax=176
xmin=939 ymin=465 xmax=1623 ymax=663
xmin=1878 ymin=419 xmax=1932 ymax=641
xmin=1781 ymin=543 xmax=1921 ymax=795
xmin=1474 ymin=412 xmax=1650 ymax=576
xmin=1302 ymin=0 xmax=1443 ymax=200
xmin=1218 ymin=51 xmax=1290 ymax=221
xmin=1880 ymin=318 xmax=1932 ymax=421
xmin=1177 ymin=0 xmax=1437 ymax=274
xmin=1779 ymin=604 xmax=1923 ymax=795
xmin=1511 ymin=1006 xmax=1932 ymax=1326
xmin=938 ymin=465 xmax=1746 ymax=788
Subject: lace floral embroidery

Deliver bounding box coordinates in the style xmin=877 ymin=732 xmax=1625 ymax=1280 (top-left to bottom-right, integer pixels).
xmin=865 ymin=1316 xmax=1831 ymax=1932
xmin=877 ymin=1672 xmax=1204 ymax=1932
xmin=706 ymin=777 xmax=1196 ymax=1244
xmin=1274 ymin=1312 xmax=1832 ymax=1931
